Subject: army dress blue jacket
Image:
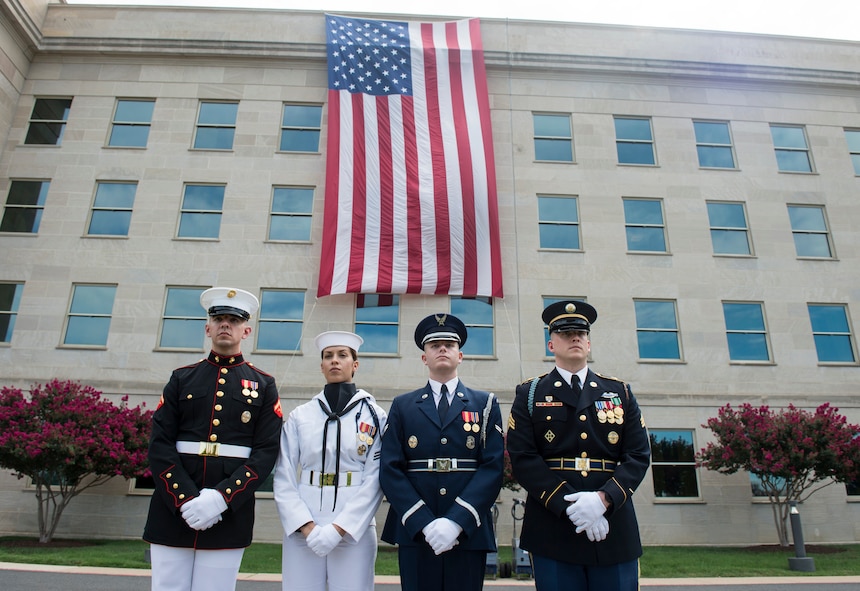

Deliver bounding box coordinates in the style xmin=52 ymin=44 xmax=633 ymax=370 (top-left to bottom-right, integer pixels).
xmin=380 ymin=380 xmax=504 ymax=551
xmin=143 ymin=351 xmax=283 ymax=549
xmin=506 ymin=368 xmax=650 ymax=566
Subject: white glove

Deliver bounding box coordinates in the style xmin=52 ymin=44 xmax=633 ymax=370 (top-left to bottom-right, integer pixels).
xmin=422 ymin=518 xmax=462 ymax=555
xmin=564 ymin=491 xmax=606 ymax=529
xmin=576 ymin=515 xmax=610 ymax=542
xmin=306 ymin=523 xmax=343 ymax=557
xmin=180 ymin=488 xmax=227 ymax=530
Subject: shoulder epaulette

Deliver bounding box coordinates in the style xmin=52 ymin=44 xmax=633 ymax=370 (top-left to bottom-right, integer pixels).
xmin=524 ymin=373 xmax=549 ymax=417
xmin=595 ymin=372 xmax=625 ymax=383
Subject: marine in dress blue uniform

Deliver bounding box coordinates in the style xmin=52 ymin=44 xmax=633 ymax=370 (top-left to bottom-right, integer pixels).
xmin=506 ymin=301 xmax=651 ymax=591
xmin=380 ymin=314 xmax=504 ymax=591
xmin=143 ymin=288 xmax=283 ymax=591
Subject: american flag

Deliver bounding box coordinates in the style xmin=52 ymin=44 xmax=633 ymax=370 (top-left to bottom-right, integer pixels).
xmin=317 ymin=14 xmax=503 ymax=298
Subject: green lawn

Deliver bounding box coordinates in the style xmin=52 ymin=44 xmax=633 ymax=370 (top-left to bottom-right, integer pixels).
xmin=0 ymin=538 xmax=858 ymax=578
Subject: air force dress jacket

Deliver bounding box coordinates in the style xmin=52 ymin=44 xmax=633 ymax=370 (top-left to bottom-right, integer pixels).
xmin=506 ymin=368 xmax=650 ymax=565
xmin=143 ymin=351 xmax=283 ymax=549
xmin=380 ymin=381 xmax=504 ymax=550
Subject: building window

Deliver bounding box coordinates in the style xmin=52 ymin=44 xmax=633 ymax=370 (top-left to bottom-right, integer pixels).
xmin=355 ymin=294 xmax=400 ymax=354
xmin=750 ymin=473 xmax=787 ymax=498
xmin=177 ymin=184 xmax=225 ymax=239
xmin=533 ymin=113 xmax=573 ymax=162
xmin=87 ymin=182 xmax=137 ymax=236
xmin=634 ymin=299 xmax=681 ymax=360
xmin=0 ymin=282 xmax=24 ymax=343
xmin=159 ymin=287 xmax=207 ymax=349
xmin=770 ymin=124 xmax=813 ymax=173
xmin=193 ymin=101 xmax=238 ymax=150
xmin=24 ymin=98 xmax=72 ymax=145
xmin=623 ymin=198 xmax=667 ymax=253
xmin=787 ymin=205 xmax=833 ymax=258
xmin=280 ymin=104 xmax=323 ymax=152
xmin=255 ymin=289 xmax=305 ymax=352
xmin=650 ymin=429 xmax=700 ymax=498
xmin=723 ymin=302 xmax=771 ymax=362
xmin=846 ymin=129 xmax=860 ymax=175
xmin=269 ymin=186 xmax=314 ymax=241
xmin=63 ymin=284 xmax=117 ymax=347
xmin=807 ymin=304 xmax=856 ymax=363
xmin=1 ymin=180 xmax=50 ymax=234
xmin=452 ymin=297 xmax=494 ymax=357
xmin=108 ymin=99 xmax=155 ymax=147
xmin=693 ymin=120 xmax=736 ymax=169
xmin=614 ymin=116 xmax=655 ymax=165
xmin=538 ymin=195 xmax=580 ymax=250
xmin=707 ymin=201 xmax=752 ymax=256
xmin=542 ymin=296 xmax=588 ymax=357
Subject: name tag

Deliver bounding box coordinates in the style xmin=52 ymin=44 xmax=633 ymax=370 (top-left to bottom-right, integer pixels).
xmin=535 ymin=401 xmax=563 ymax=407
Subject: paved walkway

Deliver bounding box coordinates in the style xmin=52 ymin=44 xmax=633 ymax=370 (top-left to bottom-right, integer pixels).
xmin=2 ymin=562 xmax=860 ymax=591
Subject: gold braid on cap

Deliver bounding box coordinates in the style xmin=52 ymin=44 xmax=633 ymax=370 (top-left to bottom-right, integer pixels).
xmin=550 ymin=313 xmax=589 ymax=325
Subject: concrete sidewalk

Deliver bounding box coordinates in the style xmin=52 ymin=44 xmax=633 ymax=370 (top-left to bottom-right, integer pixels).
xmin=2 ymin=562 xmax=860 ymax=591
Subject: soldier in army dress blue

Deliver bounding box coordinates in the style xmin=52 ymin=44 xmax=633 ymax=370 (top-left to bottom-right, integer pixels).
xmin=143 ymin=288 xmax=283 ymax=591
xmin=506 ymin=301 xmax=651 ymax=591
xmin=380 ymin=314 xmax=504 ymax=591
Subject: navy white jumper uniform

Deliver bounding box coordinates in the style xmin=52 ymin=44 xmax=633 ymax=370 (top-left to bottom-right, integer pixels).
xmin=274 ymin=331 xmax=387 ymax=591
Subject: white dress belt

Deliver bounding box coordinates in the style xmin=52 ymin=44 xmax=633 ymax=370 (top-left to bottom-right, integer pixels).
xmin=176 ymin=441 xmax=252 ymax=458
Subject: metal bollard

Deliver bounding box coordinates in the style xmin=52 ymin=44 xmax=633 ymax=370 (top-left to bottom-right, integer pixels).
xmin=787 ymin=501 xmax=815 ymax=572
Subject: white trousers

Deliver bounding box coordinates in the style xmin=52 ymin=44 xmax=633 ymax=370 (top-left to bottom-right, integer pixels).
xmin=281 ymin=525 xmax=377 ymax=591
xmin=150 ymin=544 xmax=245 ymax=591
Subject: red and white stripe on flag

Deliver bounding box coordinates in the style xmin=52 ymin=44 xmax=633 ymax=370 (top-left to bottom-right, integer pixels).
xmin=317 ymin=14 xmax=503 ymax=299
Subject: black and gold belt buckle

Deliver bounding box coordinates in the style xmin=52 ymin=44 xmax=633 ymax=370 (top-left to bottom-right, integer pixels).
xmin=574 ymin=457 xmax=589 ymax=472
xmin=320 ymin=473 xmax=336 ymax=486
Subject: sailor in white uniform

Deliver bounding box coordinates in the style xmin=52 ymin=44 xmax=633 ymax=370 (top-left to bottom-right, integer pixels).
xmin=273 ymin=331 xmax=387 ymax=591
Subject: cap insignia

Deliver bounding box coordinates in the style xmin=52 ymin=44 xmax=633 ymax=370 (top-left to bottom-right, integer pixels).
xmin=565 ymin=303 xmax=576 ymax=313
xmin=435 ymin=314 xmax=447 ymax=326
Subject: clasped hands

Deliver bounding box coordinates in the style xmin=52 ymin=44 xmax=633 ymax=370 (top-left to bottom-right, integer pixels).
xmin=564 ymin=491 xmax=609 ymax=542
xmin=305 ymin=523 xmax=344 ymax=557
xmin=180 ymin=488 xmax=227 ymax=531
xmin=422 ymin=518 xmax=463 ymax=555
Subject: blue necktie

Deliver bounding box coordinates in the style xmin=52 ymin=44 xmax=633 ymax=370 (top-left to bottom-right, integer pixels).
xmin=438 ymin=384 xmax=449 ymax=421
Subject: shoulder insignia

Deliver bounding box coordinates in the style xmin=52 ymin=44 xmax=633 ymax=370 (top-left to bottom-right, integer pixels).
xmin=520 ymin=372 xmax=549 ymax=386
xmin=595 ymin=372 xmax=625 ymax=383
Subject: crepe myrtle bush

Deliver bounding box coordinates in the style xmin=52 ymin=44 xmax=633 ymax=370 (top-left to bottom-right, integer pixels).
xmin=697 ymin=402 xmax=860 ymax=547
xmin=0 ymin=379 xmax=153 ymax=543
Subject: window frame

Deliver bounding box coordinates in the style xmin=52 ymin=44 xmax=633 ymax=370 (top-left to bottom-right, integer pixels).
xmin=451 ymin=297 xmax=495 ymax=358
xmin=354 ymin=294 xmax=401 ymax=356
xmin=268 ymin=186 xmax=314 ymax=242
xmin=532 ymin=112 xmax=574 ymax=163
xmin=254 ymin=289 xmax=305 ymax=353
xmin=807 ymin=303 xmax=857 ymax=364
xmin=787 ymin=204 xmax=834 ymax=259
xmin=0 ymin=282 xmax=24 ymax=344
xmin=693 ymin=119 xmax=737 ymax=169
xmin=107 ymin=98 xmax=155 ymax=148
xmin=537 ymin=194 xmax=581 ymax=251
xmin=176 ymin=183 xmax=225 ymax=240
xmin=86 ymin=181 xmax=138 ymax=237
xmin=770 ymin=124 xmax=814 ymax=173
xmin=614 ymin=116 xmax=656 ymax=166
xmin=192 ymin=100 xmax=238 ymax=151
xmin=157 ymin=286 xmax=207 ymax=351
xmin=279 ymin=103 xmax=323 ymax=153
xmin=649 ymin=428 xmax=702 ymax=500
xmin=622 ymin=197 xmax=668 ymax=253
xmin=706 ymin=201 xmax=753 ymax=256
xmin=845 ymin=128 xmax=860 ymax=175
xmin=722 ymin=301 xmax=772 ymax=363
xmin=634 ymin=298 xmax=683 ymax=361
xmin=61 ymin=283 xmax=118 ymax=348
xmin=24 ymin=97 xmax=72 ymax=146
xmin=1 ymin=180 xmax=51 ymax=234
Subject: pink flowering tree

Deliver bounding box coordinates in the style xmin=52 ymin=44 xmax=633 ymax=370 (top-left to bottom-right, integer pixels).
xmin=0 ymin=379 xmax=152 ymax=543
xmin=697 ymin=403 xmax=860 ymax=546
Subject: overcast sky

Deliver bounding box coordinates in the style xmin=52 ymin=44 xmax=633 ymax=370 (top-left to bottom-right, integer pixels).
xmin=67 ymin=0 xmax=860 ymax=42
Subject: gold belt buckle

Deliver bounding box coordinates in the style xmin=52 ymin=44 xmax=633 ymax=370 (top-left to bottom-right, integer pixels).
xmin=321 ymin=473 xmax=336 ymax=486
xmin=435 ymin=458 xmax=452 ymax=472
xmin=574 ymin=457 xmax=589 ymax=472
xmin=199 ymin=441 xmax=221 ymax=457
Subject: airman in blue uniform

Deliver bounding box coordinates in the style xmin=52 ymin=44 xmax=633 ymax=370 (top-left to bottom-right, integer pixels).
xmin=380 ymin=313 xmax=504 ymax=591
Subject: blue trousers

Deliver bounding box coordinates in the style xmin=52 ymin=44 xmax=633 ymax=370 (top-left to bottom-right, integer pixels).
xmin=397 ymin=545 xmax=487 ymax=591
xmin=532 ymin=553 xmax=639 ymax=591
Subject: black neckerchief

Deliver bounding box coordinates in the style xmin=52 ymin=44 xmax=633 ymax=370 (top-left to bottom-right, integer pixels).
xmin=317 ymin=382 xmax=361 ymax=509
